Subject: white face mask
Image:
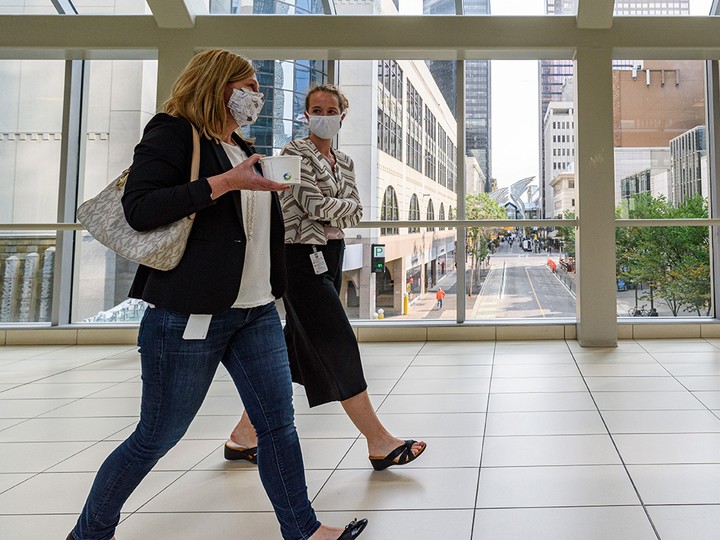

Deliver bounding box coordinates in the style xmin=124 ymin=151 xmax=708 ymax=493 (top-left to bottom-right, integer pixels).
xmin=308 ymin=114 xmax=343 ymax=140
xmin=227 ymin=87 xmax=264 ymax=127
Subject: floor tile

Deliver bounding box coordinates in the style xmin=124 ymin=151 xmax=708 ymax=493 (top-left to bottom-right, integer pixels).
xmin=572 ymin=351 xmax=657 ymax=363
xmin=487 ymin=392 xmax=596 ymax=412
xmin=601 ymin=410 xmax=720 ymax=433
xmin=0 ymin=417 xmax=137 ymax=442
xmin=661 ymin=363 xmax=720 ymax=376
xmin=494 ymin=341 xmax=571 ymax=354
xmin=377 ymin=393 xmax=488 ymax=414
xmin=401 ymin=365 xmax=492 ymax=379
xmin=637 ymin=340 xmax=720 ymax=352
xmin=49 ymin=439 xmax=222 ymax=473
xmin=491 ymin=364 xmax=581 ymax=378
xmin=140 ymin=469 xmax=332 ymax=512
xmin=0 ymin=470 xmax=183 ymax=514
xmin=472 ymin=506 xmax=656 ymax=540
xmin=628 ymin=464 xmax=720 ymax=504
xmin=0 ymin=514 xmax=79 ymax=540
xmin=0 ymin=441 xmax=94 ymax=473
xmin=647 ymin=504 xmax=720 ymax=540
xmin=693 ymin=391 xmax=720 ymax=408
xmin=318 ymin=509 xmax=474 ymax=540
xmin=614 ymin=433 xmax=720 ymax=464
xmin=584 ymin=376 xmax=687 ymax=392
xmin=652 ymin=351 xmax=720 ymax=363
xmin=592 ymin=391 xmax=706 ymax=410
xmin=376 ymin=412 xmax=487 ymax=437
xmin=40 ymin=397 xmax=142 ymax=417
xmin=118 ymin=512 xmax=282 ymax=540
xmin=482 ymin=435 xmax=621 ymax=467
xmin=0 ymin=382 xmax=117 ymax=399
xmin=0 ymin=398 xmax=73 ymax=418
xmin=391 ymin=378 xmax=490 ymax=394
xmin=485 ymin=411 xmax=607 ymax=436
xmin=313 ymin=468 xmax=478 ymax=511
xmin=358 ymin=343 xmax=425 ymax=356
xmin=577 ymin=363 xmax=670 ymax=377
xmin=476 ymin=465 xmax=639 ymax=508
xmin=419 ymin=341 xmax=496 ymax=355
xmin=0 ymin=472 xmax=33 ymax=493
xmin=676 ymin=376 xmax=720 ymax=391
xmin=490 ymin=377 xmax=587 ymax=393
xmin=492 ymin=353 xmax=574 ymax=365
xmin=411 ymin=354 xmax=493 ymax=365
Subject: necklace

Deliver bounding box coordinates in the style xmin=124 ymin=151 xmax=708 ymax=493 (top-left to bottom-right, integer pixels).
xmin=245 ymin=191 xmax=256 ymax=242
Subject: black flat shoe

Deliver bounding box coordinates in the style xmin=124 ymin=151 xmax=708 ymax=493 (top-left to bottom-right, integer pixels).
xmin=337 ymin=518 xmax=368 ymax=539
xmin=369 ymin=440 xmax=427 ymax=471
xmin=223 ymin=441 xmax=258 ymax=464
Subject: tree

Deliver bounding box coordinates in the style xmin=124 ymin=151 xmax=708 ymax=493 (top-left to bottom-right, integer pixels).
xmin=554 ymin=210 xmax=576 ymax=258
xmin=465 ymin=193 xmax=506 ymax=294
xmin=615 ymin=193 xmax=709 ymax=316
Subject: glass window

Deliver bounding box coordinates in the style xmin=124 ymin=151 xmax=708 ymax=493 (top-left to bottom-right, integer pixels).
xmin=74 ymin=60 xmax=158 ymax=323
xmin=0 ymin=59 xmax=64 ymax=323
xmin=72 ymin=0 xmax=150 ymax=14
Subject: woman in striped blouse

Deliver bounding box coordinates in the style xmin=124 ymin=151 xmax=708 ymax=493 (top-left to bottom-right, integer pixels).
xmin=225 ymin=84 xmax=426 ymax=472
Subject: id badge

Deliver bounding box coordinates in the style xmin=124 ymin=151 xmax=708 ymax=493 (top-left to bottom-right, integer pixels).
xmin=182 ymin=314 xmax=212 ymax=340
xmin=310 ymin=247 xmax=328 ymax=275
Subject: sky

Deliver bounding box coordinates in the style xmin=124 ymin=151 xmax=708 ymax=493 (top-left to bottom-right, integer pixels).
xmin=400 ymin=0 xmax=715 ymax=188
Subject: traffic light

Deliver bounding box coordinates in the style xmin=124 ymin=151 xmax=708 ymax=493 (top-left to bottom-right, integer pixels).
xmin=371 ymin=244 xmax=385 ymax=273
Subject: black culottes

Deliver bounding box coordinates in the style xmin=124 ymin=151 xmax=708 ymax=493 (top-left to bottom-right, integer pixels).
xmin=283 ymin=240 xmax=368 ymax=407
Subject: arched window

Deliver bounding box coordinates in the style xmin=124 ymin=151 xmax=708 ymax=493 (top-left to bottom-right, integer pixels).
xmin=381 ymin=186 xmax=399 ymax=235
xmin=409 ymin=194 xmax=420 ymax=233
xmin=449 ymin=206 xmax=455 ymax=221
xmin=426 ymin=199 xmax=435 ymax=232
xmin=439 ymin=203 xmax=445 ymax=231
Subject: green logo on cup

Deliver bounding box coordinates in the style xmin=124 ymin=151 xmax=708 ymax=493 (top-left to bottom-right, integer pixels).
xmin=283 ymin=173 xmax=292 ymax=181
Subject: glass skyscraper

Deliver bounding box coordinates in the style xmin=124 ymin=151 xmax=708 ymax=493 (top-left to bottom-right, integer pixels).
xmin=423 ymin=0 xmax=492 ymax=191
xmin=209 ymin=0 xmax=328 ymax=156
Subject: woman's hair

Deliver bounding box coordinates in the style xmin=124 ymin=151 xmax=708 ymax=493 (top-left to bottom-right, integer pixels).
xmin=305 ymin=84 xmax=349 ymax=113
xmin=163 ymin=49 xmax=255 ymax=143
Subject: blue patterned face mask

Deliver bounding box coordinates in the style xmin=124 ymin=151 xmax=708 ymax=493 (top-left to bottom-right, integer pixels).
xmin=227 ymin=88 xmax=264 ymax=127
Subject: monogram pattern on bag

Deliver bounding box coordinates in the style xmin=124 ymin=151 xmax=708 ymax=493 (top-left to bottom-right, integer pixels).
xmin=77 ymin=169 xmax=194 ymax=271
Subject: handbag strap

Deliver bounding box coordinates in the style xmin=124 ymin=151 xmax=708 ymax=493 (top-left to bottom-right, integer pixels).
xmin=188 ymin=125 xmax=201 ymax=221
xmin=190 ymin=125 xmax=200 ymax=182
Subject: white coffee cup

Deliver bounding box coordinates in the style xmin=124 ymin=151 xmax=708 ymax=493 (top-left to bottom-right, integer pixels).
xmin=260 ymin=155 xmax=302 ymax=185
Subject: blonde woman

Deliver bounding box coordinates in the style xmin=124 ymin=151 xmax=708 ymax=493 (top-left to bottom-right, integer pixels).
xmin=68 ymin=51 xmax=366 ymax=540
xmin=226 ymin=84 xmax=426 ymax=472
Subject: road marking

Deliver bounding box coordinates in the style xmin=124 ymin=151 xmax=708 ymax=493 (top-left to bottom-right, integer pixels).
xmin=525 ymin=267 xmax=546 ymax=318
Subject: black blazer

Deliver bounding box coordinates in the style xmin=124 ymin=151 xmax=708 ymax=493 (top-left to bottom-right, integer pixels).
xmin=123 ymin=113 xmax=286 ymax=314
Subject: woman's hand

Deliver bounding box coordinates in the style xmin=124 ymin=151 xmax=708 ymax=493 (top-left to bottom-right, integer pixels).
xmin=208 ymin=154 xmax=290 ymax=200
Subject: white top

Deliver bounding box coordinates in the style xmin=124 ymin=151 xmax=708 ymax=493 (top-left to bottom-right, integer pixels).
xmin=221 ymin=141 xmax=274 ymax=309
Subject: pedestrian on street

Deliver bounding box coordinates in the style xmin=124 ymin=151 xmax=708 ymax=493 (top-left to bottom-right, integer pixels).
xmin=436 ymin=287 xmax=446 ymax=309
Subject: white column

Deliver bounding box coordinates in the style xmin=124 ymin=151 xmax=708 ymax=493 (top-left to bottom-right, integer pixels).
xmin=574 ymin=47 xmax=617 ymax=346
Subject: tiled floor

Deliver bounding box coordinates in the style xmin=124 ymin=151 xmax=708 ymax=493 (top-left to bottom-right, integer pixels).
xmin=1 ymin=339 xmax=720 ymax=539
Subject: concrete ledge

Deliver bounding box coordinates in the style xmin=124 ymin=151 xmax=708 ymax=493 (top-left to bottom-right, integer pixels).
xmin=0 ymin=321 xmax=719 ymax=345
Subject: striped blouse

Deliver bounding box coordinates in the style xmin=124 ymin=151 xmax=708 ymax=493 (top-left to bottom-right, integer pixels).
xmin=280 ymin=137 xmax=363 ymax=245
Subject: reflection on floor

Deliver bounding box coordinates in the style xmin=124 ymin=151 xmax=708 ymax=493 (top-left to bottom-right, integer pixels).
xmin=1 ymin=339 xmax=720 ymax=539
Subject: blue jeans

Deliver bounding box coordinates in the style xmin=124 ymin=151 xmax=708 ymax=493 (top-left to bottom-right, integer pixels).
xmin=72 ymin=303 xmax=320 ymax=540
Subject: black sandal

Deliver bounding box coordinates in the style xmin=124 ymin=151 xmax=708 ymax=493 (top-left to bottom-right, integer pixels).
xmin=223 ymin=441 xmax=258 ymax=464
xmin=337 ymin=518 xmax=368 ymax=539
xmin=369 ymin=440 xmax=426 ymax=471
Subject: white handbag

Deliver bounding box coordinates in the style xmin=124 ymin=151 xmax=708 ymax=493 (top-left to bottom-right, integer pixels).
xmin=77 ymin=126 xmax=201 ymax=271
